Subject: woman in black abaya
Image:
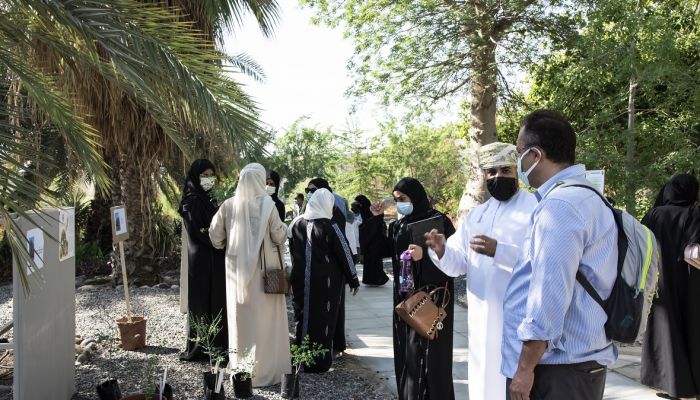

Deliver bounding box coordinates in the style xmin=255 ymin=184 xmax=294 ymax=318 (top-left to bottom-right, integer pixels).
xmin=266 ymin=170 xmax=286 ymax=221
xmin=641 ymin=174 xmax=700 ymax=398
xmin=288 ymin=188 xmax=360 ymax=372
xmin=355 ymin=195 xmax=389 ymax=286
xmin=178 ymin=159 xmax=227 ymax=361
xmin=367 ymin=177 xmax=456 ymax=400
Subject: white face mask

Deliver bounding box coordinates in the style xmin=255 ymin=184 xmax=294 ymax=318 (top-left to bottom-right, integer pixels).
xmin=517 ymin=148 xmax=540 ymax=187
xmin=200 ymin=177 xmax=216 ymax=191
xmin=265 ymin=185 xmax=276 ymax=196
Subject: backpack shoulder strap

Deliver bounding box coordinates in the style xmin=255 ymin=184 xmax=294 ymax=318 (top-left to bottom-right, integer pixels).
xmin=576 ymin=271 xmax=606 ymax=309
xmin=543 ymin=178 xmax=612 ymax=209
xmin=547 ymin=177 xmax=612 ymax=310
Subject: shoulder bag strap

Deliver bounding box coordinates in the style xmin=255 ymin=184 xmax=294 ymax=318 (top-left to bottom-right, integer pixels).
xmin=276 ymin=245 xmax=285 ymax=271
xmin=260 ymin=239 xmax=267 ymax=273
xmin=428 ymin=282 xmax=451 ymax=308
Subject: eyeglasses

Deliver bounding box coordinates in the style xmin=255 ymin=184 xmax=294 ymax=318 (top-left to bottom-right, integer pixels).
xmin=305 ymin=187 xmax=317 ymax=194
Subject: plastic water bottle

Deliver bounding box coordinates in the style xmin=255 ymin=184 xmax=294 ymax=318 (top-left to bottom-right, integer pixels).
xmin=399 ymin=250 xmax=415 ymax=294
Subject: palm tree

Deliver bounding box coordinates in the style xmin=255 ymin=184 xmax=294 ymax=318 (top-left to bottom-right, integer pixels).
xmin=0 ymin=0 xmax=279 ymax=289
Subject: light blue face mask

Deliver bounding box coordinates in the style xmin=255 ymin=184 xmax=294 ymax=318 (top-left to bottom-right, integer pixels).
xmin=517 ymin=147 xmax=540 ymax=187
xmin=396 ymin=201 xmax=414 ymax=216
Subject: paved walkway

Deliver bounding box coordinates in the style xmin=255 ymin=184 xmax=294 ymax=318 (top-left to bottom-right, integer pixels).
xmin=344 ymin=265 xmax=661 ymax=399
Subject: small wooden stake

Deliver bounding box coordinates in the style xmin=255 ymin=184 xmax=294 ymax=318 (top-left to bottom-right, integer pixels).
xmin=119 ymin=241 xmax=132 ymax=322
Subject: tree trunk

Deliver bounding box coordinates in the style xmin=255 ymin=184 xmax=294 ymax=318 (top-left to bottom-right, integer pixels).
xmin=625 ymin=77 xmax=638 ymax=216
xmin=119 ymin=154 xmax=157 ymax=263
xmin=625 ymin=0 xmax=641 ymax=217
xmin=457 ymin=39 xmax=498 ymax=220
xmin=85 ymin=150 xmax=121 ymax=255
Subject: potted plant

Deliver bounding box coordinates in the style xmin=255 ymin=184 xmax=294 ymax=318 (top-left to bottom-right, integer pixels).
xmin=230 ymin=349 xmax=257 ymax=399
xmin=281 ymin=335 xmax=329 ymax=399
xmin=119 ymin=357 xmax=171 ymax=400
xmin=189 ymin=311 xmax=228 ymax=400
xmin=112 ymin=210 xmax=148 ymax=351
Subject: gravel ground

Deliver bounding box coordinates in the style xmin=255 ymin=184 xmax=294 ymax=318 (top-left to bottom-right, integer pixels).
xmin=0 ymin=283 xmax=395 ymax=400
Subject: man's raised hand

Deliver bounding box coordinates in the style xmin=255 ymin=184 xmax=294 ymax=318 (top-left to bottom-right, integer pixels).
xmin=425 ymin=229 xmax=446 ymax=259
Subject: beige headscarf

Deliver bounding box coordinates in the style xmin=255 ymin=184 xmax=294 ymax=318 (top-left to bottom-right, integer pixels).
xmin=477 ymin=142 xmax=518 ymax=169
xmin=229 ymin=163 xmax=274 ymax=304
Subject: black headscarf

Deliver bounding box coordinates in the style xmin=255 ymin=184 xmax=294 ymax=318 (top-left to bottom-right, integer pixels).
xmin=182 ymin=159 xmax=216 ymax=199
xmin=179 ymin=159 xmax=217 ymax=216
xmin=309 ymin=177 xmax=332 ymax=191
xmin=659 ymin=174 xmax=699 ymax=207
xmin=267 ymin=170 xmax=281 ymax=195
xmin=355 ymin=195 xmax=373 ymax=221
xmin=393 ymin=177 xmax=431 ymax=219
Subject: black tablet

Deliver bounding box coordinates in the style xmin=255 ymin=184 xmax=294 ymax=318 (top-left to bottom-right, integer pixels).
xmin=406 ymin=215 xmax=444 ymax=245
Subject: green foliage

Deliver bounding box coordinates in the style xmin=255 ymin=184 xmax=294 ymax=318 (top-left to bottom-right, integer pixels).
xmin=211 ymin=175 xmax=238 ymax=204
xmin=527 ymin=0 xmax=700 ymax=217
xmin=0 ymin=0 xmax=279 ymax=292
xmin=269 ymin=117 xmax=341 ymax=195
xmin=58 ymin=188 xmax=91 ymax=242
xmin=333 ymin=123 xmax=467 ymax=215
xmin=290 ymin=335 xmax=329 ymax=374
xmin=231 ymin=348 xmax=257 ymax=381
xmin=302 ymin=0 xmax=577 ymax=112
xmin=76 ymin=241 xmax=103 ymax=263
xmin=151 ymin=204 xmax=181 ymax=258
xmin=189 ymin=310 xmax=228 ymax=373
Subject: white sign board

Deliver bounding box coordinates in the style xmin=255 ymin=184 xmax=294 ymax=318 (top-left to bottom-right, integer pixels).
xmin=26 ymin=228 xmax=44 ymax=274
xmin=111 ymin=205 xmax=129 ymax=242
xmin=585 ymin=169 xmax=605 ymax=195
xmin=13 ymin=208 xmax=76 ymax=400
xmin=58 ymin=208 xmax=75 ymax=261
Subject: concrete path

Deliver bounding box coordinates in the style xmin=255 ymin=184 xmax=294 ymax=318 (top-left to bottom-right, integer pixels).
xmin=344 ymin=264 xmax=662 ymax=399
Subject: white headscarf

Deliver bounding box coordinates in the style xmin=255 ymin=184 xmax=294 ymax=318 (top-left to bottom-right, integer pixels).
xmin=287 ymin=188 xmax=335 ymax=238
xmin=304 ymin=188 xmax=334 ymax=220
xmin=230 ymin=163 xmax=274 ymax=304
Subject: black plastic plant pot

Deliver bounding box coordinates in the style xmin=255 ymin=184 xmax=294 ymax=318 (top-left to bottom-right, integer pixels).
xmin=280 ymin=373 xmax=299 ymax=399
xmin=203 ymin=371 xmax=226 ymax=400
xmin=96 ymin=379 xmax=122 ymax=400
xmin=151 ymin=383 xmax=173 ymax=400
xmin=232 ymin=373 xmax=254 ymax=399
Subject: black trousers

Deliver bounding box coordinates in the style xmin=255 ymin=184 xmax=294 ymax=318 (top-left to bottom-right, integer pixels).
xmin=506 ymin=361 xmax=607 ymax=400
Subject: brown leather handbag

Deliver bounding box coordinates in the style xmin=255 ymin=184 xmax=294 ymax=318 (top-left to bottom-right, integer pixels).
xmin=261 ymin=240 xmax=288 ymax=294
xmin=394 ymin=283 xmax=450 ymax=340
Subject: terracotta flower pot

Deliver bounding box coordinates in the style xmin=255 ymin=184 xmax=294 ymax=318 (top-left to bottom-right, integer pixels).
xmin=116 ymin=316 xmax=147 ymax=351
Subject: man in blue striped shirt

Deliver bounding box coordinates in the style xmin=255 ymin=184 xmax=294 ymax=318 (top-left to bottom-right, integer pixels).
xmin=502 ymin=110 xmax=618 ymax=400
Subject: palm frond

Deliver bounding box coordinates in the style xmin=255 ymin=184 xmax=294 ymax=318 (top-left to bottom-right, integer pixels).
xmin=199 ymin=0 xmax=281 ymax=41
xmin=229 ymin=52 xmax=267 ymax=83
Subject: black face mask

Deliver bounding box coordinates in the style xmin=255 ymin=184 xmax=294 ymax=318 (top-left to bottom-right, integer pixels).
xmin=486 ymin=177 xmax=519 ymax=201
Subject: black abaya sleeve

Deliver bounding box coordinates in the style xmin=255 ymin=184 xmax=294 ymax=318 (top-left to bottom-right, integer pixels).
xmin=332 ymin=206 xmax=347 ymax=233
xmin=360 ymin=214 xmax=393 ymax=259
xmin=274 ymin=198 xmax=285 ymax=221
xmin=330 ymin=223 xmax=360 ymax=288
xmin=180 ymin=197 xmax=217 ymax=248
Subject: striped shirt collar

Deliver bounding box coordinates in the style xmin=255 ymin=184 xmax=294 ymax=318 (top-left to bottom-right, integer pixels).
xmin=534 ymin=164 xmax=586 ymax=202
